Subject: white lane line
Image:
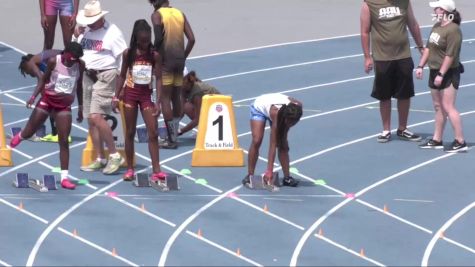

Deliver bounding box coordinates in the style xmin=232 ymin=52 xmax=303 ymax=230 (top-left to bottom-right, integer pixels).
xmin=57 ymin=227 xmax=139 ymax=266
xmin=365 ymin=106 xmax=434 ymax=113
xmin=4 ymin=117 xmax=29 ymax=127
xmin=0 ymin=198 xmax=49 ymax=224
xmin=263 ymin=198 xmax=303 ymax=202
xmin=186 ymin=230 xmax=263 ymax=267
xmin=315 ymin=233 xmax=386 ymax=266
xmin=187 ymin=20 xmax=475 ymax=59
xmin=110 ymin=196 xmax=176 ymax=227
xmin=393 ymin=198 xmax=434 ymax=203
xmin=0 ymin=85 xmax=35 ymax=94
xmin=421 ymin=201 xmax=475 ymax=267
xmin=231 ymin=196 xmax=305 ymax=231
xmin=290 ymin=153 xmax=456 ymax=267
xmin=158 ymin=185 xmax=241 ymax=267
xmin=288 ymin=107 xmax=475 ymax=167
xmin=26 ymin=177 xmax=126 ymax=266
xmin=443 ymin=236 xmax=475 ymax=255
xmin=202 ymin=54 xmax=363 ymax=82
xmin=0 ymin=259 xmax=12 ymax=267
xmin=356 ymin=199 xmax=433 ymax=234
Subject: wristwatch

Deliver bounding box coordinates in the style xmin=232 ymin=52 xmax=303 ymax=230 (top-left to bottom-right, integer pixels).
xmin=437 ymin=71 xmax=445 ymax=77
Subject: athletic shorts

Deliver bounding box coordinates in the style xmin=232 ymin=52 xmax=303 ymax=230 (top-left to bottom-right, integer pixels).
xmin=36 ymin=93 xmax=73 ymax=113
xmin=44 ymin=0 xmax=74 ymax=16
xmin=123 ymin=87 xmax=154 ymax=110
xmin=429 ymin=67 xmax=461 ymax=90
xmin=162 ymin=70 xmax=183 ymax=87
xmin=371 ymin=57 xmax=415 ymax=101
xmin=250 ymin=105 xmax=273 ymax=126
xmin=83 ymin=69 xmax=118 ymax=117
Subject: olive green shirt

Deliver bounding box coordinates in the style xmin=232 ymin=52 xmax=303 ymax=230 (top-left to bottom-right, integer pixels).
xmin=365 ymin=0 xmax=411 ymax=61
xmin=427 ymin=22 xmax=462 ymax=69
xmin=185 ymin=81 xmax=220 ymax=102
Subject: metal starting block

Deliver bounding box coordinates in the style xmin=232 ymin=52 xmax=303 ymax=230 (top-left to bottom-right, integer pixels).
xmin=249 ymin=172 xmax=280 ymax=191
xmin=136 ymin=127 xmax=148 ymax=143
xmin=12 ymin=173 xmax=57 ymax=192
xmin=43 ymin=175 xmax=57 ymax=190
xmin=133 ymin=172 xmax=180 ymax=191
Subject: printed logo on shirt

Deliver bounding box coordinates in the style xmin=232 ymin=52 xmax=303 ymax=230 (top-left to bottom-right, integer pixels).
xmin=80 ymin=38 xmax=103 ymax=51
xmin=378 ymin=7 xmax=402 ymax=19
xmin=429 ymin=32 xmax=441 ymax=45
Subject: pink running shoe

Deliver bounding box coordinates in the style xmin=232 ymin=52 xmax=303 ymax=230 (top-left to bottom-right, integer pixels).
xmin=123 ymin=169 xmax=135 ymax=181
xmin=61 ymin=178 xmax=76 ymax=190
xmin=10 ymin=132 xmax=23 ymax=148
xmin=151 ymin=172 xmax=167 ymax=182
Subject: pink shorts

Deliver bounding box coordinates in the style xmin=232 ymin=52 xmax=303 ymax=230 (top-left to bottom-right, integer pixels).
xmin=44 ymin=0 xmax=74 ymax=16
xmin=36 ymin=93 xmax=74 ymax=113
xmin=123 ymin=87 xmax=154 ymax=110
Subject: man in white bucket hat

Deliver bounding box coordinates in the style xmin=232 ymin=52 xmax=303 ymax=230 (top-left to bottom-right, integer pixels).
xmin=75 ymin=0 xmax=127 ymax=175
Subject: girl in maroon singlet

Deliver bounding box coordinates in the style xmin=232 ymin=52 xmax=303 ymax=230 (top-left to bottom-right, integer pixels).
xmin=113 ymin=19 xmax=166 ymax=184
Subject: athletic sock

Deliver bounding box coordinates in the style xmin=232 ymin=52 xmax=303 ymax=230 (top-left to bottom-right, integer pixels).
xmin=60 ymin=170 xmax=69 ymax=181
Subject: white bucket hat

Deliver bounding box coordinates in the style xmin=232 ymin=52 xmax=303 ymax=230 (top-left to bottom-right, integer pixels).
xmin=76 ymin=0 xmax=109 ymax=25
xmin=429 ymin=0 xmax=456 ymax=12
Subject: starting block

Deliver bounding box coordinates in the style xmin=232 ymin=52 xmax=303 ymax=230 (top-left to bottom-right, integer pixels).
xmin=133 ymin=172 xmax=180 ymax=191
xmin=136 ymin=127 xmax=148 ymax=143
xmin=12 ymin=173 xmax=57 ymax=192
xmin=11 ymin=127 xmax=21 ymax=137
xmin=36 ymin=125 xmax=46 ymax=138
xmin=43 ymin=175 xmax=57 ymax=190
xmin=248 ymin=172 xmax=280 ymax=191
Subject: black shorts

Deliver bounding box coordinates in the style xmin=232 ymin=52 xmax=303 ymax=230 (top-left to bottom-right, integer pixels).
xmin=429 ymin=67 xmax=461 ymax=90
xmin=371 ymin=57 xmax=415 ymax=101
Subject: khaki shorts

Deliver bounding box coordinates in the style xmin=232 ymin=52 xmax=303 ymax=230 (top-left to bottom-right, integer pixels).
xmin=83 ymin=69 xmax=118 ymax=117
xmin=162 ymin=70 xmax=183 ymax=87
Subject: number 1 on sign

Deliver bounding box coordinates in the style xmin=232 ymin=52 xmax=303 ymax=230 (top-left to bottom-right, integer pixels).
xmin=212 ymin=115 xmax=223 ymax=141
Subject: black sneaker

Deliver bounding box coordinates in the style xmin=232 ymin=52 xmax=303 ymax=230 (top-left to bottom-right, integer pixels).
xmin=396 ymin=129 xmax=422 ymax=142
xmin=282 ymin=176 xmax=299 ymax=187
xmin=445 ymin=140 xmax=468 ymax=153
xmin=377 ymin=132 xmax=391 ymax=143
xmin=419 ymin=139 xmax=443 ymax=149
xmin=242 ymin=175 xmax=252 ymax=188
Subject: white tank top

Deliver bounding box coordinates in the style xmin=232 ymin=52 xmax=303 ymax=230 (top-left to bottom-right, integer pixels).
xmin=253 ymin=93 xmax=290 ymax=120
xmin=44 ymin=55 xmax=80 ymax=95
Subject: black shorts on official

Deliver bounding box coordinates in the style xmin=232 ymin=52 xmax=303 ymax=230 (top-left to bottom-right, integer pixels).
xmin=371 ymin=57 xmax=415 ymax=101
xmin=429 ymin=67 xmax=461 ymax=90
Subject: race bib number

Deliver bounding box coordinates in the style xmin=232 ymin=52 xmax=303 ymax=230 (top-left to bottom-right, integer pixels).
xmin=54 ymin=73 xmax=76 ymax=94
xmin=132 ymin=65 xmax=152 ymax=85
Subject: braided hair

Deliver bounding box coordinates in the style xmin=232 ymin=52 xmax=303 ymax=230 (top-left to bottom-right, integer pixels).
xmin=127 ymin=19 xmax=153 ymax=70
xmin=18 ymin=54 xmax=34 ymax=77
xmin=276 ymin=102 xmax=302 ymax=150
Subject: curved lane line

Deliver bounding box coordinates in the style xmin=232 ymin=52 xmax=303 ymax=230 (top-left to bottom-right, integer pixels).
xmin=158 ymin=185 xmax=242 ymax=267
xmin=289 ymin=153 xmax=456 ymax=266
xmin=421 ymin=202 xmax=475 ymax=267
